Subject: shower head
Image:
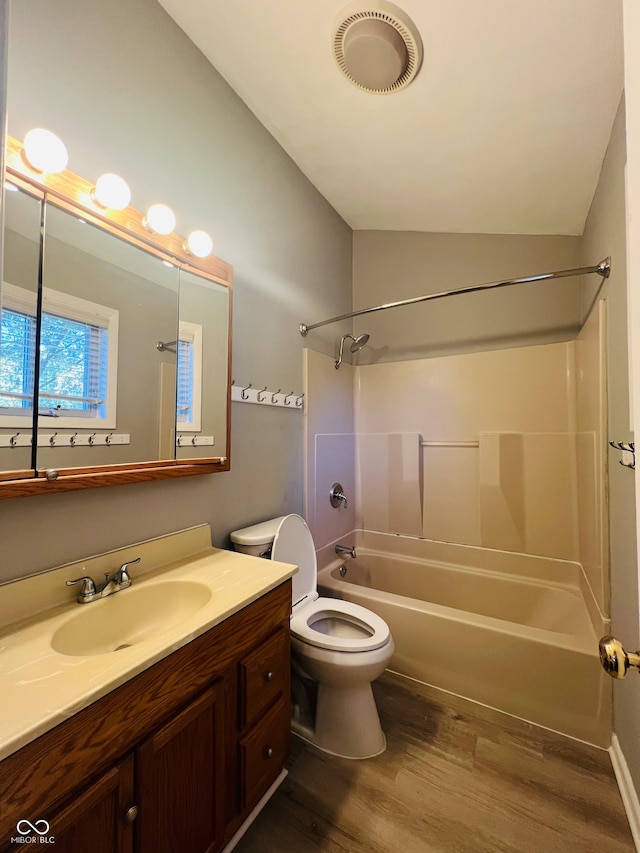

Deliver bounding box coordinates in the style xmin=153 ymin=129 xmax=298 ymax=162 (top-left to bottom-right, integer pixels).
xmin=349 ymin=333 xmax=370 ymax=353
xmin=335 ymin=333 xmax=370 ymax=369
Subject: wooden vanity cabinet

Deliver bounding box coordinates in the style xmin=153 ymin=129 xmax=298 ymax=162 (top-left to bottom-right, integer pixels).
xmin=0 ymin=581 xmax=291 ymax=853
xmin=135 ymin=683 xmax=226 ymax=853
xmin=35 ymin=757 xmax=135 ymax=853
xmin=238 ymin=627 xmax=291 ymax=813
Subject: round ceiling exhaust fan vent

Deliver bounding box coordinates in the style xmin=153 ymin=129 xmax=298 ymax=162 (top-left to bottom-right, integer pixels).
xmin=332 ymin=1 xmax=423 ymax=94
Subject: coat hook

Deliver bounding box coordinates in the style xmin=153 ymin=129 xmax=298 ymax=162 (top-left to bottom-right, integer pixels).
xmin=9 ymin=432 xmax=19 ymax=447
xmin=49 ymin=432 xmax=57 ymax=447
xmin=69 ymin=432 xmax=78 ymax=446
xmin=609 ymin=440 xmax=636 ymax=469
xmin=105 ymin=433 xmax=113 ymax=445
xmin=88 ymin=433 xmax=96 ymax=446
xmin=241 ymin=383 xmax=253 ymax=400
xmin=257 ymin=386 xmax=268 ymax=402
xmin=271 ymin=388 xmax=281 ymax=404
xmin=284 ymin=391 xmax=294 ymax=405
xmin=296 ymin=393 xmax=305 ymax=408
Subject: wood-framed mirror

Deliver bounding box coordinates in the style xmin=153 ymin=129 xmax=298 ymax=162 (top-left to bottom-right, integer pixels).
xmin=0 ymin=135 xmax=232 ymax=499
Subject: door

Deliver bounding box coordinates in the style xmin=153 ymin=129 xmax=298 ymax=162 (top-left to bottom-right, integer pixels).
xmin=18 ymin=757 xmax=135 ymax=853
xmin=135 ymin=683 xmax=225 ymax=853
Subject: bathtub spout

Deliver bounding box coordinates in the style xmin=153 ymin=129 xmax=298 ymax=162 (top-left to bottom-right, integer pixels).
xmin=335 ymin=544 xmax=356 ymax=558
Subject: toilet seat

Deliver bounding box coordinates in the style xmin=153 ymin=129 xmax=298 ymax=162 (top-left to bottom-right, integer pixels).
xmin=291 ymin=597 xmax=390 ymax=652
xmin=270 ymin=513 xmax=391 ymax=651
xmin=272 ymin=514 xmax=318 ymax=607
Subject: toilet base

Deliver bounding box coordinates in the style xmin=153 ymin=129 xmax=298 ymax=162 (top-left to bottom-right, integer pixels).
xmin=291 ymin=682 xmax=387 ymax=759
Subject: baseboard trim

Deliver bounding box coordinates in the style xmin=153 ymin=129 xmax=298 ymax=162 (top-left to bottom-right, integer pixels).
xmin=221 ymin=769 xmax=288 ymax=853
xmin=611 ymin=734 xmax=640 ymax=851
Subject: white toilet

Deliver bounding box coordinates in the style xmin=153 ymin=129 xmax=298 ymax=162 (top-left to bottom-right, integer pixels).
xmin=230 ymin=514 xmax=394 ymax=759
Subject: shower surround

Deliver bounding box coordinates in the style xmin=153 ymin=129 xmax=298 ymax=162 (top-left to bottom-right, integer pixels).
xmin=303 ymin=300 xmax=610 ymax=744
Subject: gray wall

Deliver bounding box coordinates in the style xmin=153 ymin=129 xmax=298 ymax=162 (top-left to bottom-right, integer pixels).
xmin=582 ymin=97 xmax=640 ymax=792
xmin=352 ymin=231 xmax=582 ymax=363
xmin=0 ymin=0 xmax=351 ymax=581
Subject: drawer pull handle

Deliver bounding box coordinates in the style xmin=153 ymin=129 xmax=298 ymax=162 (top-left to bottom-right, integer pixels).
xmin=124 ymin=805 xmax=138 ymax=825
xmin=265 ymin=747 xmax=273 ymax=758
xmin=265 ymin=671 xmax=274 ymax=682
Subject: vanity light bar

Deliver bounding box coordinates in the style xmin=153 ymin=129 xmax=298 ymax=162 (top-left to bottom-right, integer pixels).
xmin=6 ymin=132 xmax=218 ymax=268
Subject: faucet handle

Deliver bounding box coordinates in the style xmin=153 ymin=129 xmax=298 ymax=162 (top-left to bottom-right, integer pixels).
xmin=118 ymin=557 xmax=141 ymax=583
xmin=66 ymin=576 xmax=98 ymax=602
xmin=330 ymin=483 xmax=348 ymax=509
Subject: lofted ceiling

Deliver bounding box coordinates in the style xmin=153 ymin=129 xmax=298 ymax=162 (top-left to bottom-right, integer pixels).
xmin=158 ymin=0 xmax=624 ymax=236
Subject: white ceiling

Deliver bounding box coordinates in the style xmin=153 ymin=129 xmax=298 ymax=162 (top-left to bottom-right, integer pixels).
xmin=158 ymin=0 xmax=624 ymax=236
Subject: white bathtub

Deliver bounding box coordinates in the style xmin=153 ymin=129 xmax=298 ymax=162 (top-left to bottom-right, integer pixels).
xmin=317 ymin=531 xmax=611 ymax=747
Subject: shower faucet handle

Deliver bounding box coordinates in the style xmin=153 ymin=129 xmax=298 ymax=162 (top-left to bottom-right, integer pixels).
xmin=330 ymin=483 xmax=348 ymax=509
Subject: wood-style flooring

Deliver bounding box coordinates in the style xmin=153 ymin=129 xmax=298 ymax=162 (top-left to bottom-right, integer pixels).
xmin=234 ymin=672 xmax=635 ymax=853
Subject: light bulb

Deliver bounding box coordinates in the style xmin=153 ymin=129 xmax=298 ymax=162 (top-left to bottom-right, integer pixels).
xmin=92 ymin=173 xmax=131 ymax=210
xmin=22 ymin=128 xmax=68 ymax=174
xmin=185 ymin=230 xmax=213 ymax=258
xmin=143 ymin=203 xmax=176 ymax=235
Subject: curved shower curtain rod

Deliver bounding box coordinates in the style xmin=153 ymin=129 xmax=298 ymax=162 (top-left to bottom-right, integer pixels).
xmin=299 ymin=257 xmax=611 ymax=336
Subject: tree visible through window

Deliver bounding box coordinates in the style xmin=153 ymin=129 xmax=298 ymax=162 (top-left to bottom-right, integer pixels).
xmin=0 ymin=284 xmax=118 ymax=426
xmin=38 ymin=313 xmax=108 ymax=418
xmin=0 ymin=307 xmax=36 ymax=411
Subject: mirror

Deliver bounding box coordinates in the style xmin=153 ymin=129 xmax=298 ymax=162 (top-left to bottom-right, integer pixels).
xmin=175 ymin=270 xmax=230 ymax=461
xmin=0 ymin=184 xmax=41 ymax=479
xmin=0 ymin=135 xmax=232 ymax=498
xmin=36 ymin=203 xmax=180 ymax=471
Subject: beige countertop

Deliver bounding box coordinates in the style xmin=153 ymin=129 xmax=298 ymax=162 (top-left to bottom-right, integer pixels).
xmin=0 ymin=525 xmax=296 ymax=762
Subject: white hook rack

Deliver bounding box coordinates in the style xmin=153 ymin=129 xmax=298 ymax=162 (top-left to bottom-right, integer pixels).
xmin=231 ymin=382 xmax=304 ymax=410
xmin=0 ymin=432 xmax=132 ymax=448
xmin=609 ymin=440 xmax=635 ymax=469
xmin=38 ymin=432 xmax=130 ymax=447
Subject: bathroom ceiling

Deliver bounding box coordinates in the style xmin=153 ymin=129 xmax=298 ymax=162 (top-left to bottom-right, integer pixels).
xmin=157 ymin=0 xmax=624 ymax=236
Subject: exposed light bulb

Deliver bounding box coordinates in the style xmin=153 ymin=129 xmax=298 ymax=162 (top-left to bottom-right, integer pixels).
xmin=21 ymin=128 xmax=69 ymax=174
xmin=91 ymin=173 xmax=131 ymax=210
xmin=143 ymin=203 xmax=176 ymax=236
xmin=185 ymin=230 xmax=213 ymax=258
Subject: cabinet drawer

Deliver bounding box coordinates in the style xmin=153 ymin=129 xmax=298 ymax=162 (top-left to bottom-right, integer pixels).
xmin=239 ymin=697 xmax=290 ymax=811
xmin=240 ymin=628 xmax=288 ymax=726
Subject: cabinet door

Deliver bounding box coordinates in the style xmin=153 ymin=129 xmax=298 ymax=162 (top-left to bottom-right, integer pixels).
xmin=135 ymin=683 xmax=225 ymax=853
xmin=8 ymin=757 xmax=135 ymax=853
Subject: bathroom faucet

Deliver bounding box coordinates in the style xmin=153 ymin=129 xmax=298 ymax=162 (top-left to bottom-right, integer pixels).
xmin=67 ymin=557 xmax=141 ymax=603
xmin=335 ymin=544 xmax=356 ymax=559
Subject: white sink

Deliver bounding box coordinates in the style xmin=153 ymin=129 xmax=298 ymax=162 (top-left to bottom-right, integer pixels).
xmin=51 ymin=580 xmax=212 ymax=656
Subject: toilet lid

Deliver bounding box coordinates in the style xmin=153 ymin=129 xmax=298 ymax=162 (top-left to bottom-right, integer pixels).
xmin=290 ymin=596 xmax=390 ymax=652
xmin=271 ymin=514 xmax=317 ymax=606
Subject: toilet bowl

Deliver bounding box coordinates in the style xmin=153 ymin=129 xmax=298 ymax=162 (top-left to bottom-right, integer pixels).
xmin=230 ymin=514 xmax=394 ymax=759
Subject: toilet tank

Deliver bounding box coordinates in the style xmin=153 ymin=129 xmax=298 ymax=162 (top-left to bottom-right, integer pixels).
xmin=229 ymin=517 xmax=287 ymax=558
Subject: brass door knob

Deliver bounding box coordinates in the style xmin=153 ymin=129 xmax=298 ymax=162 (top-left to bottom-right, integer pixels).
xmin=599 ymin=636 xmax=640 ymax=678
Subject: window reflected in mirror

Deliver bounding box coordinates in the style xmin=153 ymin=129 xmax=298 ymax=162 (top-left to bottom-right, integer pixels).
xmin=176 ymin=270 xmax=229 ymax=460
